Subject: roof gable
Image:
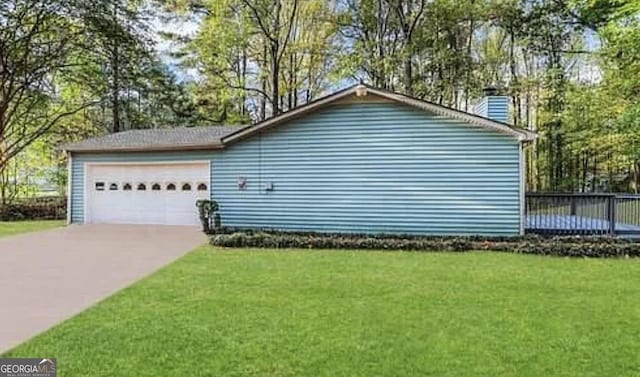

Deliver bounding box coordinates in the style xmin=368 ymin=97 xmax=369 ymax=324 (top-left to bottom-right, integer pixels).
xmin=63 ymin=84 xmax=536 ymax=153
xmin=222 ymin=84 xmax=537 ymax=144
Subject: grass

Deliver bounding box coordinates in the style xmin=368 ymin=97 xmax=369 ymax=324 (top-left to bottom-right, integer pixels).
xmin=0 ymin=220 xmax=64 ymax=238
xmin=4 ymin=247 xmax=640 ymax=377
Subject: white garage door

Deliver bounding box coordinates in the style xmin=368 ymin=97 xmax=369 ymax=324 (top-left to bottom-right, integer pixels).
xmin=86 ymin=163 xmax=210 ymax=226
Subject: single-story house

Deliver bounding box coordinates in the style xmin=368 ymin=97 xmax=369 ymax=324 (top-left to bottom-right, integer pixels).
xmin=63 ymin=84 xmax=537 ymax=235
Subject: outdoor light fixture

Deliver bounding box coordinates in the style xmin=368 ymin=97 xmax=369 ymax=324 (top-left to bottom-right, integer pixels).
xmin=237 ymin=176 xmax=247 ymax=190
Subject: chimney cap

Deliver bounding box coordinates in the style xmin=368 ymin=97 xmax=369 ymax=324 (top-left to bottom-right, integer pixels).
xmin=483 ymin=86 xmax=501 ymax=97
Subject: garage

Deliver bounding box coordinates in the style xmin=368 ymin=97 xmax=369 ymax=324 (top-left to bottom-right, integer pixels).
xmin=64 ymin=85 xmax=536 ymax=235
xmin=85 ymin=162 xmax=210 ymax=226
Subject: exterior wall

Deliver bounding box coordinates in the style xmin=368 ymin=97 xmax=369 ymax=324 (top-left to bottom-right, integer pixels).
xmin=69 ymin=102 xmax=523 ymax=234
xmin=474 ymin=96 xmax=509 ymax=123
xmin=213 ymin=102 xmax=522 ymax=235
xmin=69 ymin=151 xmax=213 ymax=224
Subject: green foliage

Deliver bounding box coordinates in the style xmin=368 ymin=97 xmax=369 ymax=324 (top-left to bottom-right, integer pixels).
xmin=0 ymin=197 xmax=67 ymax=221
xmin=0 ymin=220 xmax=64 ymax=239
xmin=177 ymin=0 xmax=340 ymax=121
xmin=5 ymin=0 xmax=640 ymax=196
xmin=65 ymin=0 xmax=205 ymax=132
xmin=1 ymin=0 xmax=207 ymax=198
xmin=6 ymin=247 xmax=640 ymax=376
xmin=0 ymin=0 xmax=96 ymax=173
xmin=210 ymin=230 xmax=640 ymax=258
xmin=196 ymin=199 xmax=221 ymax=233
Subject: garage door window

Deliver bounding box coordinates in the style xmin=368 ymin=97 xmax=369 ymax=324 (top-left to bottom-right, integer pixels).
xmin=109 ymin=183 xmax=118 ymax=191
xmin=152 ymin=183 xmax=161 ymax=191
xmin=123 ymin=183 xmax=132 ymax=191
xmin=137 ymin=183 xmax=147 ymax=191
xmin=167 ymin=183 xmax=176 ymax=191
xmin=95 ymin=182 xmax=105 ymax=191
xmin=182 ymin=183 xmax=191 ymax=191
xmin=197 ymin=183 xmax=208 ymax=191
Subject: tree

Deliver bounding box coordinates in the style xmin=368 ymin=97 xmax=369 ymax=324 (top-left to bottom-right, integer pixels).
xmin=0 ymin=0 xmax=96 ymax=173
xmin=337 ymin=0 xmax=400 ymax=89
xmin=77 ymin=0 xmax=169 ymax=132
xmin=238 ymin=0 xmax=299 ymax=116
xmin=175 ymin=0 xmax=337 ymax=122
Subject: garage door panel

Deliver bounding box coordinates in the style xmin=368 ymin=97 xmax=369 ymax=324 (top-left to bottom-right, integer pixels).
xmin=86 ymin=163 xmax=209 ymax=226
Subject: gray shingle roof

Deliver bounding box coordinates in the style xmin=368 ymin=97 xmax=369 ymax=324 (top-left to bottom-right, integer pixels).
xmin=63 ymin=126 xmax=246 ymax=152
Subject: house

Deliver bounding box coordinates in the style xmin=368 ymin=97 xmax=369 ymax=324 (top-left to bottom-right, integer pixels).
xmin=63 ymin=84 xmax=537 ymax=235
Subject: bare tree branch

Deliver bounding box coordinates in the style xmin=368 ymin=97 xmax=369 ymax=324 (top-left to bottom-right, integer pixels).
xmin=240 ymin=0 xmax=277 ymax=43
xmin=277 ymin=0 xmax=298 ymax=63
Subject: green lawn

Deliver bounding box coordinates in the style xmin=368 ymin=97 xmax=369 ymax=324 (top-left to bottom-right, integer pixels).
xmin=0 ymin=220 xmax=64 ymax=238
xmin=4 ymin=247 xmax=640 ymax=377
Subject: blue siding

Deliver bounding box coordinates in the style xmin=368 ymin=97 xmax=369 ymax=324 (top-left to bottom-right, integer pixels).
xmin=69 ymin=102 xmax=522 ymax=235
xmin=70 ymin=151 xmax=213 ymax=224
xmin=212 ymin=102 xmax=521 ymax=235
xmin=474 ymin=96 xmax=509 ymax=123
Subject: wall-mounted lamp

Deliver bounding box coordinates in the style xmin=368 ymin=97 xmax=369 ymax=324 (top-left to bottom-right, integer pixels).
xmin=237 ymin=176 xmax=247 ymax=191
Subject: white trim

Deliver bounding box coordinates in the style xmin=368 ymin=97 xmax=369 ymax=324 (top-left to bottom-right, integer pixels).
xmin=223 ymin=84 xmax=537 ymax=145
xmin=208 ymin=160 xmax=213 ymax=201
xmin=66 ymin=152 xmax=72 ymax=225
xmin=83 ymin=160 xmax=211 ymax=224
xmin=83 ymin=160 xmax=209 ymax=167
xmin=83 ymin=162 xmax=88 ymax=224
xmin=223 ymin=87 xmax=357 ymax=144
xmin=519 ymin=143 xmax=525 ymax=235
xmin=64 ymin=143 xmax=224 ymax=153
xmin=366 ymin=88 xmax=537 ymax=141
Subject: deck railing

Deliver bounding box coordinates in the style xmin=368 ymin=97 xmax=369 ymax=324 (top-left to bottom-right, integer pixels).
xmin=525 ymin=193 xmax=640 ymax=235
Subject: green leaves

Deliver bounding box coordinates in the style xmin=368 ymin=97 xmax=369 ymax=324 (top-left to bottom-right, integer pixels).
xmin=196 ymin=199 xmax=221 ymax=233
xmin=210 ymin=230 xmax=640 ymax=258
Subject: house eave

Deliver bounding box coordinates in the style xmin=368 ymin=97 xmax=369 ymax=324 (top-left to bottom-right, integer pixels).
xmin=222 ymin=84 xmax=538 ymax=145
xmin=222 ymin=85 xmax=359 ymax=144
xmin=364 ymin=87 xmax=537 ymax=142
xmin=65 ymin=143 xmax=225 ymax=154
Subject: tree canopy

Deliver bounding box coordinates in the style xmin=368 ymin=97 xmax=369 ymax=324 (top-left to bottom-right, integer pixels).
xmin=2 ymin=0 xmax=640 ymax=197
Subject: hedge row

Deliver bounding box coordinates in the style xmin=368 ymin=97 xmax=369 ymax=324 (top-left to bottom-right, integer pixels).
xmin=210 ymin=230 xmax=640 ymax=258
xmin=0 ymin=196 xmax=67 ymax=221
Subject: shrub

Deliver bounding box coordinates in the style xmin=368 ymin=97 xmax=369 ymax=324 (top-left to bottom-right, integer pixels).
xmin=196 ymin=199 xmax=221 ymax=233
xmin=0 ymin=196 xmax=66 ymax=221
xmin=210 ymin=229 xmax=640 ymax=258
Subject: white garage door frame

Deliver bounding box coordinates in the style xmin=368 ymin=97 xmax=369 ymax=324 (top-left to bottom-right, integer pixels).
xmin=84 ymin=160 xmax=211 ymax=226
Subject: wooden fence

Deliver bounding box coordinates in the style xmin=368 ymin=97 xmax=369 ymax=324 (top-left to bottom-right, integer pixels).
xmin=525 ymin=193 xmax=640 ymax=235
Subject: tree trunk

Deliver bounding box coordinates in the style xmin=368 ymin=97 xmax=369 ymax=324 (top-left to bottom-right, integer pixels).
xmin=464 ymin=11 xmax=474 ymax=111
xmin=270 ymin=0 xmax=282 ymax=116
xmin=509 ymin=28 xmax=520 ymax=127
xmin=112 ymin=44 xmax=121 ymax=133
xmin=287 ymin=53 xmax=294 ymax=111
xmin=111 ymin=2 xmax=121 ymax=133
xmin=582 ymin=153 xmax=588 ymax=192
xmin=260 ymin=43 xmax=267 ymax=121
xmin=404 ymin=57 xmax=412 ymax=95
xmin=592 ymin=158 xmax=598 ymax=192
xmin=271 ymin=45 xmax=279 ymax=115
xmin=633 ymin=161 xmax=640 ymax=194
xmin=241 ymin=48 xmax=248 ymax=117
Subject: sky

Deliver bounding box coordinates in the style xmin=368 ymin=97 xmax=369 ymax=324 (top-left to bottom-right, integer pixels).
xmin=151 ymin=13 xmax=201 ymax=81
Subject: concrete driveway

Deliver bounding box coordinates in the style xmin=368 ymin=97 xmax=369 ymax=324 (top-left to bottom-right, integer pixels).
xmin=0 ymin=224 xmax=205 ymax=353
